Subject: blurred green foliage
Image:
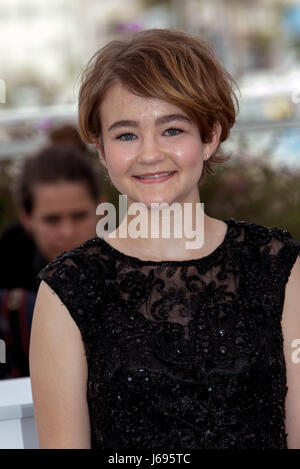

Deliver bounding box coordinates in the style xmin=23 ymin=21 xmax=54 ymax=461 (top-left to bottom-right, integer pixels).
xmin=0 ymin=160 xmax=18 ymax=232
xmin=200 ymin=157 xmax=300 ymax=239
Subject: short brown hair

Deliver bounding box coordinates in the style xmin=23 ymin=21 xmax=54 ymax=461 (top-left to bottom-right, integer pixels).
xmin=78 ymin=28 xmax=239 ymax=185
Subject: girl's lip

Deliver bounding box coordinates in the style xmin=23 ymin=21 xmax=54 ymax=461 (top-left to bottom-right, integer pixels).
xmin=133 ymin=171 xmax=177 ymax=184
xmin=135 ymin=171 xmax=176 ymax=177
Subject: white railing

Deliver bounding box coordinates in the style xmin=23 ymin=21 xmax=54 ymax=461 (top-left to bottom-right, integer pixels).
xmin=0 ymin=377 xmax=39 ymax=449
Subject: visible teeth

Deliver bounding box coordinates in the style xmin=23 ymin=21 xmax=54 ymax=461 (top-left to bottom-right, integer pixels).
xmin=138 ymin=171 xmax=174 ymax=179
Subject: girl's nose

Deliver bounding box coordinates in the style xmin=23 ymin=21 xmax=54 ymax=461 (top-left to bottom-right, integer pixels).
xmin=136 ymin=136 xmax=165 ymax=164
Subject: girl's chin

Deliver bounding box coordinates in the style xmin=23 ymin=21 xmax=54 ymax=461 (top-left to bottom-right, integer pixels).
xmin=132 ymin=198 xmax=179 ymax=210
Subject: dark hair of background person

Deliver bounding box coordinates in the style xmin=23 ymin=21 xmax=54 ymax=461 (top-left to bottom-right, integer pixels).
xmin=48 ymin=123 xmax=87 ymax=151
xmin=13 ymin=143 xmax=103 ymax=215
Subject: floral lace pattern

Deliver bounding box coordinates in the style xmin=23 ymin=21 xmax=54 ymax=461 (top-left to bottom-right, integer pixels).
xmin=36 ymin=218 xmax=300 ymax=449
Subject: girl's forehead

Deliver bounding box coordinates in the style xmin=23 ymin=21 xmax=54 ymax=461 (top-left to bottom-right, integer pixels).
xmin=100 ymin=83 xmax=184 ymax=116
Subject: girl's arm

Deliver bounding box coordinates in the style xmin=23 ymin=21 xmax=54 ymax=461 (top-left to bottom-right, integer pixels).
xmin=29 ymin=280 xmax=91 ymax=449
xmin=282 ymin=256 xmax=300 ymax=449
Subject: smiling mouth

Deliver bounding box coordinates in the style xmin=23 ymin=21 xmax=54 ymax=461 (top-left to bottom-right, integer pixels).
xmin=134 ymin=171 xmax=176 ymax=179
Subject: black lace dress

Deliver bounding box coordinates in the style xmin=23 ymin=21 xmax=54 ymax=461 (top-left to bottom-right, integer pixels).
xmin=36 ymin=218 xmax=300 ymax=449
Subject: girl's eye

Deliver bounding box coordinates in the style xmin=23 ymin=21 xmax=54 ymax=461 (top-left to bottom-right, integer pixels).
xmin=164 ymin=127 xmax=184 ymax=136
xmin=116 ymin=133 xmax=136 ymax=141
xmin=115 ymin=128 xmax=184 ymax=141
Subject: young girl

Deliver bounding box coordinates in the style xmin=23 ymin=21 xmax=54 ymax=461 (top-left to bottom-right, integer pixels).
xmin=29 ymin=28 xmax=300 ymax=449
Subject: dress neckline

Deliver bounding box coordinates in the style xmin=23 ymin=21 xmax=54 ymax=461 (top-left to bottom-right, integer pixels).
xmin=97 ymin=218 xmax=238 ymax=266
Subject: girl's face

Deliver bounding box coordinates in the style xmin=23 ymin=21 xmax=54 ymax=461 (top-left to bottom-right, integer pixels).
xmin=97 ymin=81 xmax=220 ymax=208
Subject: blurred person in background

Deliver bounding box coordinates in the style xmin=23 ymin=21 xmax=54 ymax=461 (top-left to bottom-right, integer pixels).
xmin=0 ymin=142 xmax=105 ymax=379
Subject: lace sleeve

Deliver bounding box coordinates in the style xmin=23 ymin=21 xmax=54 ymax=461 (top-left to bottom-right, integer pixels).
xmin=267 ymin=227 xmax=300 ymax=288
xmin=36 ymin=251 xmax=90 ymax=339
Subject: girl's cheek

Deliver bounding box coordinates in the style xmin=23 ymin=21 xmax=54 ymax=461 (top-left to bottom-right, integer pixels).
xmin=172 ymin=146 xmax=202 ymax=167
xmin=108 ymin=152 xmax=133 ymax=174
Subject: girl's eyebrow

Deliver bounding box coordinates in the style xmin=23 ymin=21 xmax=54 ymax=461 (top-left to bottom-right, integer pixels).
xmin=107 ymin=113 xmax=191 ymax=132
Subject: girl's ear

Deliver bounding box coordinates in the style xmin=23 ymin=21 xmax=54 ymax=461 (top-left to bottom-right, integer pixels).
xmin=203 ymin=121 xmax=222 ymax=156
xmin=94 ymin=136 xmax=107 ymax=168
